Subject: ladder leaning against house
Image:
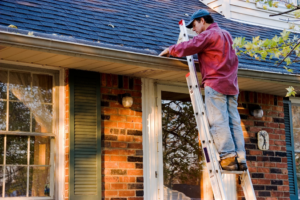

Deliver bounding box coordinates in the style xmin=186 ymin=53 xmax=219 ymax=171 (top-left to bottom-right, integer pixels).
xmin=177 ymin=19 xmax=257 ymax=200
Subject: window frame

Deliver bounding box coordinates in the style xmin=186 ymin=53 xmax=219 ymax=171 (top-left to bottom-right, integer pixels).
xmin=0 ymin=64 xmax=58 ymax=200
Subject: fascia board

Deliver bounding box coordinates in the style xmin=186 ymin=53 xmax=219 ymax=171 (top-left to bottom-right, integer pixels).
xmin=0 ymin=30 xmax=299 ymax=85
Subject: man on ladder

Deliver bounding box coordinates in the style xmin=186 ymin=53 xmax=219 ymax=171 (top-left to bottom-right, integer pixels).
xmin=159 ymin=9 xmax=247 ymax=171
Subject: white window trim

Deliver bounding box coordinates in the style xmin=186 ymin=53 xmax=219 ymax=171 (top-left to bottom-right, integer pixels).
xmin=142 ymin=78 xmax=237 ymax=200
xmin=0 ymin=61 xmax=65 ymax=200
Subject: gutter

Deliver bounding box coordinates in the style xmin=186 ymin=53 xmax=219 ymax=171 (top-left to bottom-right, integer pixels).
xmin=0 ymin=27 xmax=299 ymax=84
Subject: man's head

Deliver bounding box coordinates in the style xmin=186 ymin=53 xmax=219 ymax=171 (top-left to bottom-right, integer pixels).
xmin=186 ymin=9 xmax=214 ymax=34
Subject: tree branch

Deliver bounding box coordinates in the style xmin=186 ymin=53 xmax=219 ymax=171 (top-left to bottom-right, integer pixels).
xmin=276 ymin=40 xmax=300 ymax=67
xmin=269 ymin=7 xmax=300 ymax=17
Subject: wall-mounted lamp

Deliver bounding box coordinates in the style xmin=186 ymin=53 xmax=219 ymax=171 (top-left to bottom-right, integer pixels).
xmin=118 ymin=93 xmax=133 ymax=108
xmin=249 ymin=104 xmax=263 ymax=118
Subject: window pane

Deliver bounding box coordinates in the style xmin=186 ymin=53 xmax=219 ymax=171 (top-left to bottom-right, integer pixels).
xmin=4 ymin=166 xmax=27 ymax=197
xmin=292 ymin=104 xmax=300 ymax=151
xmin=29 ymin=167 xmax=50 ymax=197
xmin=9 ymin=72 xmax=31 ymax=101
xmin=0 ymin=166 xmax=3 ymax=197
xmin=0 ymin=70 xmax=7 ymax=99
xmin=0 ymin=102 xmax=6 ymax=131
xmin=6 ymin=136 xmax=28 ymax=165
xmin=0 ymin=136 xmax=4 ymax=164
xmin=162 ymin=91 xmax=208 ymax=199
xmin=32 ymin=74 xmax=52 ymax=103
xmin=30 ymin=136 xmax=50 ymax=165
xmin=9 ymin=102 xmax=30 ymax=132
xmin=32 ymin=105 xmax=52 ymax=133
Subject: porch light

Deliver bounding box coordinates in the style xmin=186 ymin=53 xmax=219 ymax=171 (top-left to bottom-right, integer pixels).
xmin=249 ymin=104 xmax=263 ymax=118
xmin=118 ymin=93 xmax=133 ymax=108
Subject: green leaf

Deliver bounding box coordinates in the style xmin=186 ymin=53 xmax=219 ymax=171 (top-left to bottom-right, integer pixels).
xmin=268 ymin=0 xmax=273 ymax=7
xmin=285 ymin=57 xmax=291 ymax=65
xmin=284 ymin=66 xmax=294 ymax=73
xmin=286 ymin=86 xmax=297 ymax=97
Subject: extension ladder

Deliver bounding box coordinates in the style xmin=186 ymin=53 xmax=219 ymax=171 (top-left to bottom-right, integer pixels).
xmin=177 ymin=19 xmax=256 ymax=200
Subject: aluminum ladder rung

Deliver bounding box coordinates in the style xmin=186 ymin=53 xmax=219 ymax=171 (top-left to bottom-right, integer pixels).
xmin=178 ymin=19 xmax=257 ymax=200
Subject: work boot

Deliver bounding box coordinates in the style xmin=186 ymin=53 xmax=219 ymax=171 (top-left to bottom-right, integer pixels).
xmin=220 ymin=157 xmax=238 ymax=171
xmin=238 ymin=163 xmax=248 ymax=171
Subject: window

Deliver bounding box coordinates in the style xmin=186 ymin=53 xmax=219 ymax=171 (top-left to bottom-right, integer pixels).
xmin=0 ymin=69 xmax=54 ymax=198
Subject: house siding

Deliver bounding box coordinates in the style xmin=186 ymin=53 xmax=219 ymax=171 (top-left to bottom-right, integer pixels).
xmin=237 ymin=91 xmax=290 ymax=200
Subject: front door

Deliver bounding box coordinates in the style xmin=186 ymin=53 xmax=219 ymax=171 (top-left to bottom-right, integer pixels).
xmin=156 ymin=85 xmax=213 ymax=200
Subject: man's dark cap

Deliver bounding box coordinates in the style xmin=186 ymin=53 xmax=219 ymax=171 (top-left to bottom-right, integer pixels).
xmin=186 ymin=9 xmax=210 ymax=28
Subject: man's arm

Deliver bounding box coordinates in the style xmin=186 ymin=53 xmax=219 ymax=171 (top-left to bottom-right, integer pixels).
xmin=159 ymin=33 xmax=210 ymax=57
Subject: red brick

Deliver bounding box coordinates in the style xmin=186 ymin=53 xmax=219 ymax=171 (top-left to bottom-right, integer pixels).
xmin=269 ymin=134 xmax=279 ymax=139
xmin=102 ymin=107 xmax=118 ymax=115
xmin=118 ymin=122 xmax=134 ymax=129
xmin=249 ymin=150 xmax=262 ymax=155
xmin=127 ymin=116 xmax=142 ymax=123
xmin=134 ymin=123 xmax=143 ymax=130
xmin=111 ymin=142 xmax=128 ymax=148
xmin=112 ymin=75 xmax=118 ymax=88
xmin=111 ymin=183 xmax=127 ymax=190
xmin=119 ymin=149 xmax=136 ymax=155
xmin=262 ymin=128 xmax=274 ymax=133
xmin=277 ymin=174 xmax=288 ymax=179
xmin=267 ymin=122 xmax=279 ymax=128
xmin=119 ymin=163 xmax=135 ymax=168
xmin=249 ymin=127 xmax=262 ymax=133
xmin=257 ymin=168 xmax=269 ymax=173
xmin=103 ymin=162 xmax=118 ymax=168
xmin=274 ymin=129 xmax=285 ymax=134
xmin=104 ymin=191 xmax=118 ymax=196
xmin=103 ymin=121 xmax=118 ymax=128
xmin=269 ymin=145 xmax=281 ymax=151
xmin=257 ymin=179 xmax=271 ymax=184
xmin=118 ymin=135 xmax=133 ymax=142
xmin=265 ymin=163 xmax=276 ymax=167
xmin=271 ymin=191 xmax=284 ymax=197
xmin=133 ymin=136 xmax=143 ymax=143
xmin=110 ymin=102 xmax=124 ymax=108
xmin=272 ymin=106 xmax=283 ymax=112
xmin=265 ymin=173 xmax=277 ymax=179
xmin=274 ymin=141 xmax=286 ymax=146
xmin=127 ymin=170 xmax=143 ymax=175
xmin=103 ymin=176 xmax=119 ymax=182
xmin=103 ymin=149 xmax=119 ymax=155
xmin=101 ymin=74 xmax=106 ymax=87
xmin=128 ymin=198 xmax=144 ymax=200
xmin=119 ymin=177 xmax=136 ymax=183
xmin=111 ymin=89 xmax=124 ymax=95
xmin=128 ymin=143 xmax=143 ymax=149
xmin=278 ymin=186 xmax=289 ymax=191
xmin=119 ymin=109 xmax=135 ymax=116
xmin=241 ymin=120 xmax=254 ymax=126
xmin=111 ymin=156 xmax=127 ymax=162
xmin=248 ymin=167 xmax=257 ymax=172
xmin=101 ymin=88 xmax=111 ymax=94
xmin=102 ymin=155 xmax=110 ymax=161
xmin=119 ymin=191 xmax=135 ymax=197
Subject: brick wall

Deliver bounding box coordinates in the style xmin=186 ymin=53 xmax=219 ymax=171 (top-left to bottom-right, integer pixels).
xmin=237 ymin=91 xmax=289 ymax=200
xmin=63 ymin=71 xmax=143 ymax=200
xmin=101 ymin=74 xmax=143 ymax=200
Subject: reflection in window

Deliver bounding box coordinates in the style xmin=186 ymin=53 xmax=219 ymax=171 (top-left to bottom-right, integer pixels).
xmin=0 ymin=70 xmax=54 ymax=198
xmin=292 ymin=104 xmax=300 ymax=199
xmin=162 ymin=91 xmax=207 ymax=200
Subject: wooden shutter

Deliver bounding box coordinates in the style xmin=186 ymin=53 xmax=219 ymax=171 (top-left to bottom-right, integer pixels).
xmin=283 ymin=100 xmax=298 ymax=200
xmin=69 ymin=70 xmax=101 ymax=200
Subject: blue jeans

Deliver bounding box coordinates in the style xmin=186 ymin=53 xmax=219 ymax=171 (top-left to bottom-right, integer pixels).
xmin=205 ymin=86 xmax=246 ymax=163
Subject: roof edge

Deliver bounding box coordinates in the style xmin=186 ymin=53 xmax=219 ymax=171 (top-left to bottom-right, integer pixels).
xmin=0 ymin=28 xmax=299 ymax=85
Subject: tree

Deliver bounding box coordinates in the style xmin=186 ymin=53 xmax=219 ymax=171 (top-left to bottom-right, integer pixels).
xmin=233 ymin=2 xmax=300 ymax=97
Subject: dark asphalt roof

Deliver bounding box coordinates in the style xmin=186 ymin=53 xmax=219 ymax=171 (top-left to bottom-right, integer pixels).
xmin=0 ymin=0 xmax=299 ymax=75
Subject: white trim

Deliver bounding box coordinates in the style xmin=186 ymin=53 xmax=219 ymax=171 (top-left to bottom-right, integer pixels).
xmin=142 ymin=78 xmax=158 ymax=200
xmin=290 ymin=97 xmax=300 ymax=104
xmin=0 ymin=60 xmax=63 ymax=71
xmin=57 ymin=69 xmax=65 ymax=200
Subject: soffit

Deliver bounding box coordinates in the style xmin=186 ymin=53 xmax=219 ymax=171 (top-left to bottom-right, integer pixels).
xmin=0 ymin=45 xmax=299 ymax=97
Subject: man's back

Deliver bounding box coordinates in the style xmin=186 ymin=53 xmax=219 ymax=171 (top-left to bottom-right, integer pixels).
xmin=169 ymin=22 xmax=239 ymax=95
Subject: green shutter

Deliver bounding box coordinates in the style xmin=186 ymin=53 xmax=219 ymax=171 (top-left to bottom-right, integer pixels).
xmin=69 ymin=69 xmax=101 ymax=200
xmin=283 ymin=100 xmax=298 ymax=200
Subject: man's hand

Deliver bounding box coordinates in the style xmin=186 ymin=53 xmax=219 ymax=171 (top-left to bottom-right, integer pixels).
xmin=159 ymin=48 xmax=170 ymax=57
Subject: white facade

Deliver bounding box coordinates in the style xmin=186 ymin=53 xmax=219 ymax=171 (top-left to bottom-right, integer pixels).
xmin=201 ymin=0 xmax=300 ymax=31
